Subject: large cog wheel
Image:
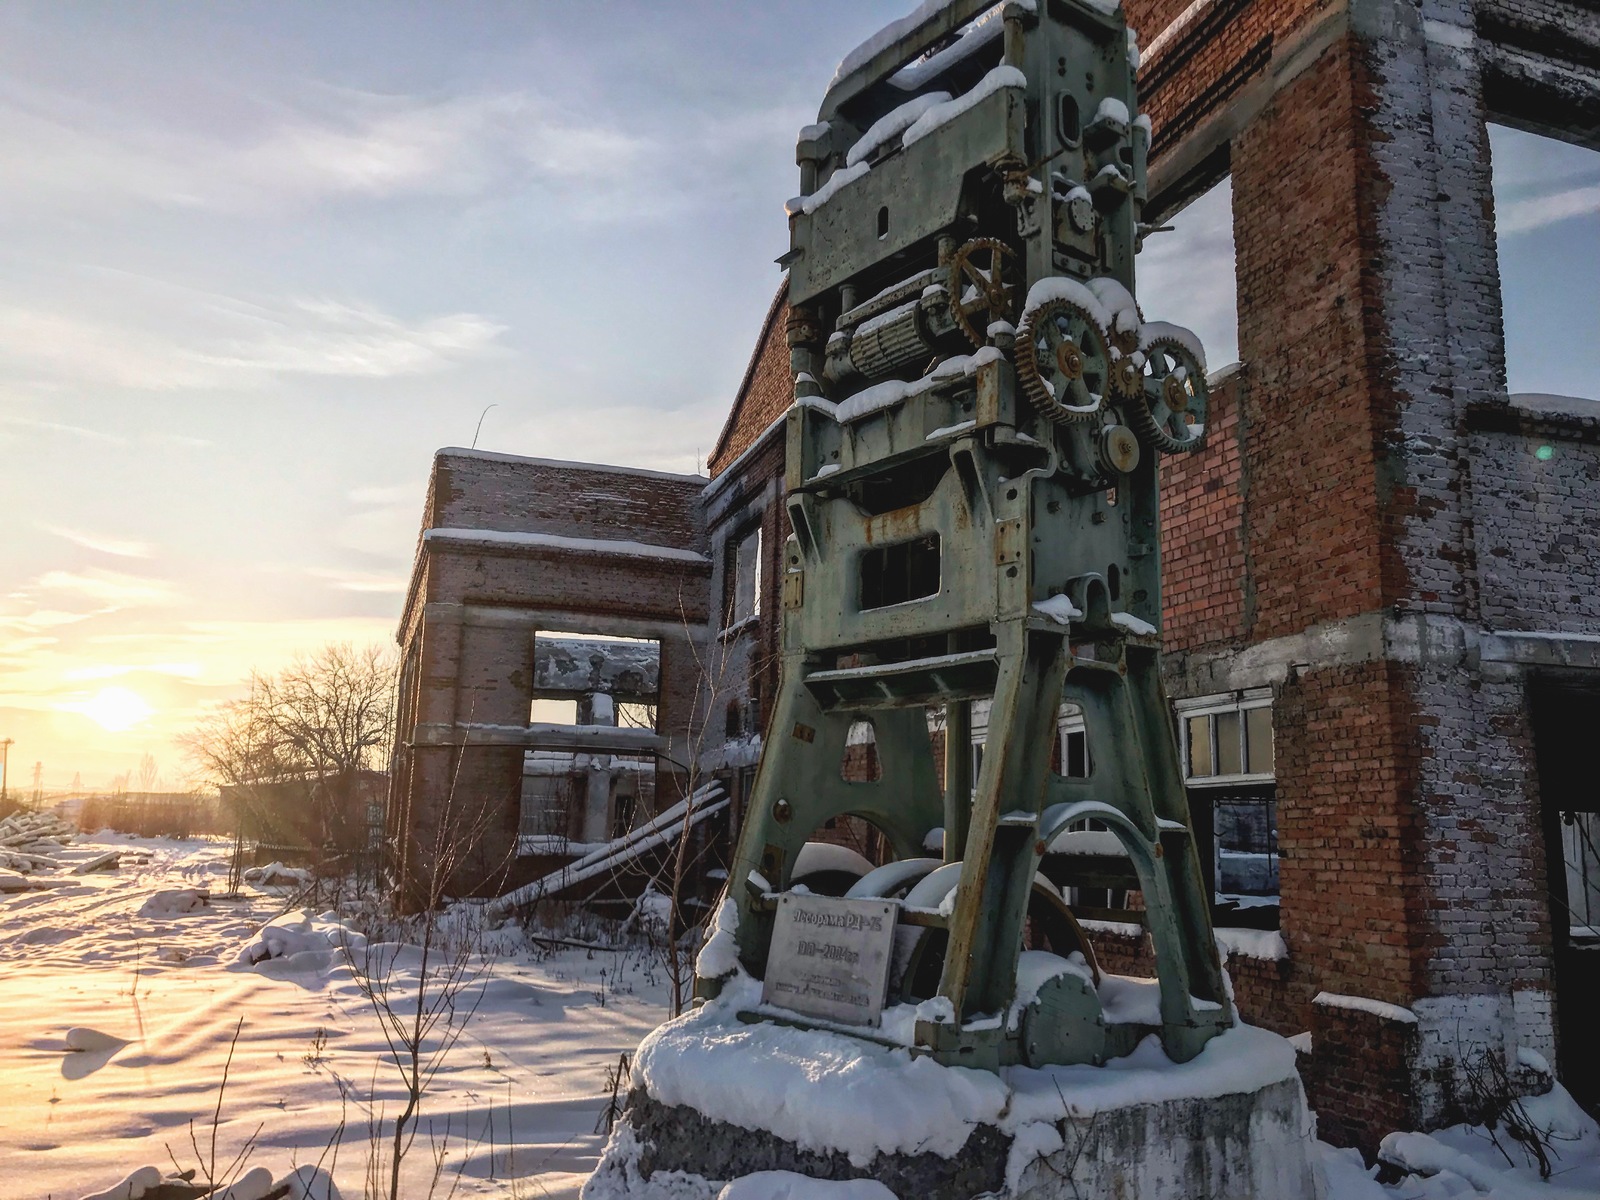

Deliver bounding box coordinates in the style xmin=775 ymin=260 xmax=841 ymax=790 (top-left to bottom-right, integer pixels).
xmin=948 ymin=238 xmax=1017 ymax=348
xmin=1129 ymin=336 xmax=1207 ymax=452
xmin=1015 ymin=296 xmax=1112 ymax=423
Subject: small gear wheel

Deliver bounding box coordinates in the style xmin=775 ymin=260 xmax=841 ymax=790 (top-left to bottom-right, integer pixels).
xmin=1108 ymin=347 xmax=1145 ymax=399
xmin=1129 ymin=336 xmax=1207 ymax=452
xmin=1015 ymin=296 xmax=1112 ymax=423
xmin=948 ymin=238 xmax=1017 ymax=348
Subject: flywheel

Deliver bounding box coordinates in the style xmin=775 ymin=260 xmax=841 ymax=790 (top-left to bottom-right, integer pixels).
xmin=948 ymin=237 xmax=1017 ymax=348
xmin=1128 ymin=334 xmax=1208 ymax=452
xmin=1015 ymin=295 xmax=1112 ymax=423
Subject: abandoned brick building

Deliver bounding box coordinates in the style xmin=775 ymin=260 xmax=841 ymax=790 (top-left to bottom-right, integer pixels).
xmin=387 ymin=451 xmax=714 ymax=902
xmin=387 ymin=0 xmax=1600 ymax=1157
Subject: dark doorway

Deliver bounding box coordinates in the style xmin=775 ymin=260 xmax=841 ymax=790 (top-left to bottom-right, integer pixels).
xmin=1533 ymin=683 xmax=1600 ymax=1116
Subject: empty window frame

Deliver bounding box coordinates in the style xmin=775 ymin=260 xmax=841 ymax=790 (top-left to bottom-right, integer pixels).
xmin=860 ymin=534 xmax=940 ymax=610
xmin=1137 ymin=174 xmax=1239 ymax=370
xmin=1488 ymin=124 xmax=1600 ymax=401
xmin=1058 ymin=703 xmax=1092 ymax=778
xmin=727 ymin=524 xmax=763 ymax=627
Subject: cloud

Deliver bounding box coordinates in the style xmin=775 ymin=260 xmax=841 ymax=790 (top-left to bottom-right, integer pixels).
xmin=305 ymin=568 xmax=409 ymax=595
xmin=349 ymin=484 xmax=413 ymax=506
xmin=0 ymin=608 xmax=99 ymax=631
xmin=34 ymin=568 xmax=181 ymax=608
xmin=0 ymin=81 xmax=538 ymax=215
xmin=1496 ymin=183 xmax=1600 ymax=236
xmin=0 ymin=77 xmax=656 ymax=221
xmin=62 ymin=661 xmax=202 ymax=682
xmin=0 ymin=413 xmax=125 ymax=442
xmin=0 ymin=290 xmax=506 ymax=392
xmin=41 ymin=524 xmax=153 ymax=558
xmin=197 ymin=299 xmax=506 ymax=379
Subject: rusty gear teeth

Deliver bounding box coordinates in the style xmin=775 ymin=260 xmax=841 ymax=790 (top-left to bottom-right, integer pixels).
xmin=1014 ymin=295 xmax=1112 ymax=423
xmin=1129 ymin=336 xmax=1208 ymax=452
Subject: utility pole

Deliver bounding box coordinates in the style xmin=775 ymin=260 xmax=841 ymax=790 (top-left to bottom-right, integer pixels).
xmin=0 ymin=738 xmax=12 ymax=805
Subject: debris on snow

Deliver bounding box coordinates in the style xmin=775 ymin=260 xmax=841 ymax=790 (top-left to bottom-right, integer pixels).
xmin=137 ymin=888 xmax=210 ymax=919
xmin=76 ymin=1165 xmax=163 ymax=1200
xmin=242 ymin=862 xmax=311 ymax=887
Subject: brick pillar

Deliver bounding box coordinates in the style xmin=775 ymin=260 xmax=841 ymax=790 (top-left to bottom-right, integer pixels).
xmin=1226 ymin=4 xmax=1559 ymax=1144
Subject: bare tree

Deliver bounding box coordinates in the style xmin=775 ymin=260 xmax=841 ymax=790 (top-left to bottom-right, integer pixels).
xmin=183 ymin=643 xmax=397 ymax=877
xmin=136 ymin=753 xmax=159 ymax=797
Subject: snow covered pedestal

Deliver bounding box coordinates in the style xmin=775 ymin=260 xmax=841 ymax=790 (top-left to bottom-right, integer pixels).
xmin=584 ymin=975 xmax=1323 ymax=1200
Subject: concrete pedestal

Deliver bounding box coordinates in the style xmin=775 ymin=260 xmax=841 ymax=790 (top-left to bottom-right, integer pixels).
xmin=582 ymin=980 xmax=1323 ymax=1200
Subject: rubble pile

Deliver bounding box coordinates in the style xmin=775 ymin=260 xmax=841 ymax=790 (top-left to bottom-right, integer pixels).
xmin=0 ymin=810 xmax=77 ymax=881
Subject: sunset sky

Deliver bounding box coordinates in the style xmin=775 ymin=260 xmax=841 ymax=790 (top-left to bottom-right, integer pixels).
xmin=0 ymin=2 xmax=1594 ymax=793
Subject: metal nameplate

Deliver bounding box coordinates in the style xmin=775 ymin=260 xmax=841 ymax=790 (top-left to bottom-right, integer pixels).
xmin=761 ymin=893 xmax=897 ymax=1027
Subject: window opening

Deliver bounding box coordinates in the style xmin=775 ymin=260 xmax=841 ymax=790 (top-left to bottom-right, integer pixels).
xmin=860 ymin=534 xmax=941 ymax=609
xmin=728 ymin=524 xmax=763 ymax=627
xmin=1139 ymin=175 xmax=1238 ymax=369
xmin=617 ymin=702 xmax=657 ymax=731
xmin=531 ymin=698 xmax=578 ymax=725
xmin=1058 ymin=702 xmax=1092 ymax=777
xmin=1176 ymin=689 xmax=1277 ymax=928
xmin=842 ymin=720 xmax=882 ymax=782
xmin=1489 ymin=124 xmax=1600 ymax=401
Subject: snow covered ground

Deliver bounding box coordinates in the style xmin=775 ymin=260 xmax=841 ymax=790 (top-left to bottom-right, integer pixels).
xmin=2 ymin=829 xmax=673 ymax=1200
xmin=3 ymin=829 xmax=1597 ymax=1200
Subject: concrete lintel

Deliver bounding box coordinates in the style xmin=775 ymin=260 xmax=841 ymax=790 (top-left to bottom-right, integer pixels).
xmin=1480 ymin=631 xmax=1600 ymax=670
xmin=423 ymin=602 xmax=712 ymax=643
xmin=413 ymin=721 xmax=667 ymax=754
xmin=1166 ymin=612 xmax=1481 ymax=696
xmin=1172 ymin=613 xmax=1600 ymax=697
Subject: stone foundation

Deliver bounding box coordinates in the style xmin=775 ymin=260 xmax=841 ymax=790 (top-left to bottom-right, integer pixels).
xmin=588 ymin=1075 xmax=1320 ymax=1200
xmin=583 ymin=992 xmax=1323 ymax=1200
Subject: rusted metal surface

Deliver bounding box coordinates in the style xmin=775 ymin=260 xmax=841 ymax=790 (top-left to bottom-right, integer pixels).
xmin=698 ymin=0 xmax=1229 ymax=1071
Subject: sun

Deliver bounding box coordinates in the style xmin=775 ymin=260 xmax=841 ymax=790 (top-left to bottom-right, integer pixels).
xmin=79 ymin=686 xmax=155 ymax=733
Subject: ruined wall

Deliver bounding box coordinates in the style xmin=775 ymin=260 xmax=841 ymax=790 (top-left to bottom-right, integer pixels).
xmin=1129 ymin=0 xmax=1600 ymax=1149
xmin=1469 ymin=399 xmax=1600 ymax=632
xmin=391 ymin=451 xmax=712 ymax=903
xmin=700 ymin=423 xmax=790 ymax=830
xmin=1159 ymin=368 xmax=1249 ymax=653
xmin=708 ymin=287 xmax=793 ymax=476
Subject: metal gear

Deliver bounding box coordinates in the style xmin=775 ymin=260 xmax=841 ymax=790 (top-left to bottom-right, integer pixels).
xmin=1128 ymin=336 xmax=1207 ymax=452
xmin=1108 ymin=347 xmax=1145 ymax=399
xmin=948 ymin=237 xmax=1017 ymax=348
xmin=1014 ymin=295 xmax=1112 ymax=423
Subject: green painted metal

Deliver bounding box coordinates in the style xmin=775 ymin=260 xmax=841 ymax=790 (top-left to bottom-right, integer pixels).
xmin=696 ymin=0 xmax=1231 ymax=1069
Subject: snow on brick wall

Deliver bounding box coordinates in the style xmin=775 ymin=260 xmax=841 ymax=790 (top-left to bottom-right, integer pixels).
xmin=431 ymin=450 xmax=708 ymax=552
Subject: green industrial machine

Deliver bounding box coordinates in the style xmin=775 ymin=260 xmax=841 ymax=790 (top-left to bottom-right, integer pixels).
xmin=697 ymin=0 xmax=1232 ymax=1071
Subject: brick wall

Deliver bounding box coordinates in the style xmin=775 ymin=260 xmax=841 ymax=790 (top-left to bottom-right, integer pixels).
xmin=1159 ymin=368 xmax=1249 ymax=654
xmin=1303 ymin=1002 xmax=1421 ymax=1157
xmin=429 ymin=450 xmax=706 ymax=551
xmin=709 ymin=287 xmax=793 ymax=476
xmin=1469 ymin=404 xmax=1600 ymax=633
xmin=391 ymin=453 xmax=713 ymax=903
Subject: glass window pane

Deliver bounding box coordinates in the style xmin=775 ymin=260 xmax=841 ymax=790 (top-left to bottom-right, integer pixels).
xmin=1186 ymin=715 xmax=1212 ymax=777
xmin=1246 ymin=706 xmax=1274 ymax=776
xmin=1216 ymin=710 xmax=1242 ymax=776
